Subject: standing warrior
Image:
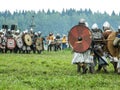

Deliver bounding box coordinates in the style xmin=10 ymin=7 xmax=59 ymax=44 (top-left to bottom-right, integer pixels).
xmin=47 ymin=32 xmax=55 ymax=51
xmin=54 ymin=33 xmax=61 ymax=51
xmin=61 ymin=34 xmax=67 ymax=50
xmin=111 ymin=26 xmax=120 ymax=73
xmin=69 ymin=18 xmax=94 ymax=74
xmin=102 ymin=21 xmax=118 ymax=73
xmin=91 ymin=23 xmax=109 ymax=73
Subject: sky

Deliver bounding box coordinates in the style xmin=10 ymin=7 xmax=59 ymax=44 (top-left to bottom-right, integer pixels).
xmin=0 ymin=0 xmax=120 ymax=15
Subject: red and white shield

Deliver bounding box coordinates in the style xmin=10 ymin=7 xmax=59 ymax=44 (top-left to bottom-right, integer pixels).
xmin=16 ymin=37 xmax=23 ymax=48
xmin=7 ymin=38 xmax=16 ymax=49
xmin=68 ymin=25 xmax=92 ymax=53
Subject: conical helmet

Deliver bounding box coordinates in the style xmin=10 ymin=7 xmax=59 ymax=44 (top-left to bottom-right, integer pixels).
xmin=91 ymin=23 xmax=98 ymax=30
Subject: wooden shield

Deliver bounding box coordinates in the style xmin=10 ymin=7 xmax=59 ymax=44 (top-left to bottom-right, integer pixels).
xmin=7 ymin=38 xmax=16 ymax=49
xmin=16 ymin=37 xmax=23 ymax=48
xmin=107 ymin=32 xmax=119 ymax=57
xmin=35 ymin=38 xmax=43 ymax=51
xmin=23 ymin=34 xmax=32 ymax=46
xmin=68 ymin=25 xmax=92 ymax=53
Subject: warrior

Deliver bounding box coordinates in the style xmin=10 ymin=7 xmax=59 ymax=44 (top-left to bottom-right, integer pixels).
xmin=91 ymin=23 xmax=109 ymax=73
xmin=102 ymin=21 xmax=113 ymax=53
xmin=111 ymin=26 xmax=120 ymax=73
xmin=0 ymin=33 xmax=7 ymax=53
xmin=61 ymin=34 xmax=67 ymax=50
xmin=102 ymin=21 xmax=117 ymax=73
xmin=36 ymin=31 xmax=44 ymax=54
xmin=13 ymin=30 xmax=21 ymax=53
xmin=71 ymin=18 xmax=94 ymax=74
xmin=46 ymin=32 xmax=55 ymax=51
xmin=54 ymin=33 xmax=61 ymax=51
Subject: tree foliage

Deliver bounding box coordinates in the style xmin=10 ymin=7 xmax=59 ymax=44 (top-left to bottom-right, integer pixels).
xmin=0 ymin=9 xmax=120 ymax=36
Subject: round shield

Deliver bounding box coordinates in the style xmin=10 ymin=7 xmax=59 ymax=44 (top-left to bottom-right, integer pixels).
xmin=35 ymin=38 xmax=43 ymax=51
xmin=7 ymin=38 xmax=16 ymax=49
xmin=68 ymin=25 xmax=92 ymax=53
xmin=107 ymin=32 xmax=119 ymax=57
xmin=23 ymin=34 xmax=32 ymax=46
xmin=16 ymin=37 xmax=23 ymax=48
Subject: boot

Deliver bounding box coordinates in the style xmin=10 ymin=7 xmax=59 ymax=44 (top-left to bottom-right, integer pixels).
xmin=82 ymin=65 xmax=88 ymax=74
xmin=118 ymin=68 xmax=120 ymax=74
xmin=96 ymin=65 xmax=102 ymax=72
xmin=103 ymin=66 xmax=108 ymax=73
xmin=77 ymin=64 xmax=81 ymax=73
xmin=113 ymin=62 xmax=117 ymax=73
xmin=89 ymin=66 xmax=95 ymax=74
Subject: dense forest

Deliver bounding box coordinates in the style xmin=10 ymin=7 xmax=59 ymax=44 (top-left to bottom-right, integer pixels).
xmin=0 ymin=8 xmax=120 ymax=36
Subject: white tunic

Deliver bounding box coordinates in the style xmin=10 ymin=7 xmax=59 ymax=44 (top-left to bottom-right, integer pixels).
xmin=72 ymin=50 xmax=93 ymax=64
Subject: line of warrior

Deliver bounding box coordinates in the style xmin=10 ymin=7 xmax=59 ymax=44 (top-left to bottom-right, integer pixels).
xmin=71 ymin=18 xmax=120 ymax=74
xmin=0 ymin=24 xmax=68 ymax=54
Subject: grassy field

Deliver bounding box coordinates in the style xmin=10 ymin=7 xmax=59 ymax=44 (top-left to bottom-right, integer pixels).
xmin=0 ymin=49 xmax=120 ymax=90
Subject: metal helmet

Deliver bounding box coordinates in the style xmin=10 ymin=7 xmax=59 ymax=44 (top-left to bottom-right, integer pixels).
xmin=30 ymin=28 xmax=33 ymax=31
xmin=118 ymin=25 xmax=120 ymax=32
xmin=118 ymin=26 xmax=120 ymax=29
xmin=35 ymin=32 xmax=38 ymax=35
xmin=38 ymin=31 xmax=41 ymax=34
xmin=79 ymin=18 xmax=85 ymax=24
xmin=103 ymin=21 xmax=110 ymax=30
xmin=91 ymin=23 xmax=98 ymax=30
xmin=8 ymin=29 xmax=11 ymax=31
xmin=16 ymin=30 xmax=20 ymax=33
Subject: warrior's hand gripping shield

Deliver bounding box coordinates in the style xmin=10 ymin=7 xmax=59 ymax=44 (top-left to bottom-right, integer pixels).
xmin=68 ymin=25 xmax=92 ymax=53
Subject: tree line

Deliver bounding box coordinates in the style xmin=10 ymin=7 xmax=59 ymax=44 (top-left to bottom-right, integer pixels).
xmin=0 ymin=8 xmax=120 ymax=36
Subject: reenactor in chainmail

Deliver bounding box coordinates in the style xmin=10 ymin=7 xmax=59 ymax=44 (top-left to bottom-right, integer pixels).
xmin=0 ymin=25 xmax=8 ymax=53
xmin=102 ymin=21 xmax=118 ymax=73
xmin=31 ymin=32 xmax=38 ymax=53
xmin=25 ymin=30 xmax=31 ymax=54
xmin=0 ymin=33 xmax=7 ymax=53
xmin=22 ymin=30 xmax=27 ymax=53
xmin=13 ymin=30 xmax=21 ymax=53
xmin=29 ymin=28 xmax=34 ymax=38
xmin=110 ymin=26 xmax=120 ymax=73
xmin=91 ymin=23 xmax=109 ymax=73
xmin=72 ymin=18 xmax=94 ymax=74
xmin=5 ymin=29 xmax=14 ymax=53
xmin=37 ymin=31 xmax=44 ymax=54
xmin=54 ymin=33 xmax=61 ymax=51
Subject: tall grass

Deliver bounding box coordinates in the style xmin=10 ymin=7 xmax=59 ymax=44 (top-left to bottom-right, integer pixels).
xmin=0 ymin=49 xmax=120 ymax=90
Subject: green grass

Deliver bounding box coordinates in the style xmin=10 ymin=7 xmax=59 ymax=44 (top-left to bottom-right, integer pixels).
xmin=0 ymin=49 xmax=120 ymax=90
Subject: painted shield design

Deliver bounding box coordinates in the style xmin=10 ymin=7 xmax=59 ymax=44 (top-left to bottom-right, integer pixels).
xmin=107 ymin=32 xmax=119 ymax=57
xmin=23 ymin=34 xmax=32 ymax=46
xmin=68 ymin=25 xmax=92 ymax=53
xmin=35 ymin=38 xmax=43 ymax=51
xmin=16 ymin=37 xmax=23 ymax=48
xmin=7 ymin=38 xmax=16 ymax=49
